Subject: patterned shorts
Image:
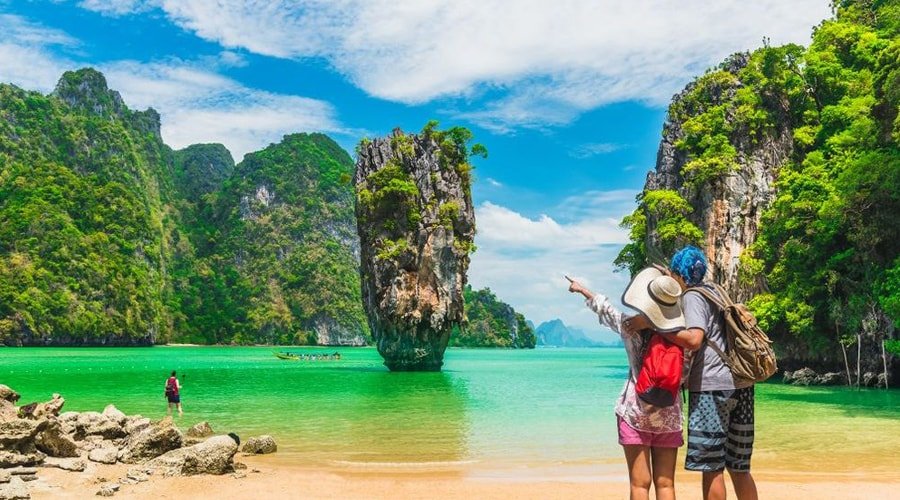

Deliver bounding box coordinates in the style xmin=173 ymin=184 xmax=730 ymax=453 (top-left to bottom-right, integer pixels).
xmin=685 ymin=386 xmax=754 ymax=472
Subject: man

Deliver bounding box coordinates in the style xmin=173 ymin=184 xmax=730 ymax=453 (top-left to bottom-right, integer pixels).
xmin=165 ymin=370 xmax=183 ymax=417
xmin=668 ymin=246 xmax=758 ymax=500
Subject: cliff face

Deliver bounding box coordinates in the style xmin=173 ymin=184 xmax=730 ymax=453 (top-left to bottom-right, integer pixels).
xmin=0 ymin=68 xmax=170 ymax=346
xmin=355 ymin=127 xmax=476 ymax=370
xmin=645 ymin=54 xmax=793 ymax=301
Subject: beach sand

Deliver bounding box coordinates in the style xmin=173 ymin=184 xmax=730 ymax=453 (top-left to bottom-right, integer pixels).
xmin=28 ymin=456 xmax=898 ymax=499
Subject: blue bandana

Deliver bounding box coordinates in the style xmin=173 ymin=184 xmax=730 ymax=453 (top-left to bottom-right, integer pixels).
xmin=670 ymin=246 xmax=707 ymax=286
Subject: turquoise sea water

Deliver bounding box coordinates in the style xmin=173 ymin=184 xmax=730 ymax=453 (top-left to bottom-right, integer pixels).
xmin=2 ymin=347 xmax=898 ymax=478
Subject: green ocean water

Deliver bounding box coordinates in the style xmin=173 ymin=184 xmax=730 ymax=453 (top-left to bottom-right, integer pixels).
xmin=2 ymin=347 xmax=898 ymax=477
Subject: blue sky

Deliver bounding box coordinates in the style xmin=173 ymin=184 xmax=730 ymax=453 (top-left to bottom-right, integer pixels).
xmin=0 ymin=0 xmax=832 ymax=340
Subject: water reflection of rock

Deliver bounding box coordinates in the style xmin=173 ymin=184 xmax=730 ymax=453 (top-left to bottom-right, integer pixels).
xmin=333 ymin=371 xmax=469 ymax=471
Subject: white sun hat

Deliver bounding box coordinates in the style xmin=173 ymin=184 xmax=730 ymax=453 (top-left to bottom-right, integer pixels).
xmin=621 ymin=267 xmax=686 ymax=332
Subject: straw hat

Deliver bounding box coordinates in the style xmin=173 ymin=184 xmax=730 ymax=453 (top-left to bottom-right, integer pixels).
xmin=621 ymin=267 xmax=685 ymax=332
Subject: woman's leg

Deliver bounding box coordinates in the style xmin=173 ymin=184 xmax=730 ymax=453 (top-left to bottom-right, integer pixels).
xmin=623 ymin=445 xmax=652 ymax=500
xmin=650 ymin=446 xmax=678 ymax=500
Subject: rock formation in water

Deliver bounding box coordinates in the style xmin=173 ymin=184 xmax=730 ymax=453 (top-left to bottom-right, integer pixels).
xmin=354 ymin=125 xmax=478 ymax=371
xmin=451 ymin=285 xmax=536 ymax=348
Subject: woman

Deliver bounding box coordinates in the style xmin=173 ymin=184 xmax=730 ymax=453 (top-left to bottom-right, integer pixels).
xmin=568 ymin=267 xmax=688 ymax=500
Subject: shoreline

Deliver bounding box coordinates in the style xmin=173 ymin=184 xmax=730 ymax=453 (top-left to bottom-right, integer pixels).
xmin=27 ymin=457 xmax=900 ymax=500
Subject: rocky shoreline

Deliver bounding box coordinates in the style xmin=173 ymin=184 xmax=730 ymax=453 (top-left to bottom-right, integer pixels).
xmin=782 ymin=367 xmax=888 ymax=388
xmin=0 ymin=385 xmax=277 ymax=499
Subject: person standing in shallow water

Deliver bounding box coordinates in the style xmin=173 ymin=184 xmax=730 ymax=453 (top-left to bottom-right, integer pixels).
xmin=568 ymin=269 xmax=696 ymax=500
xmin=667 ymin=246 xmax=759 ymax=500
xmin=165 ymin=370 xmax=183 ymax=417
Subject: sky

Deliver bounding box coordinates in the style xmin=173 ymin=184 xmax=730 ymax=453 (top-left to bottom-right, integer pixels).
xmin=0 ymin=0 xmax=833 ymax=341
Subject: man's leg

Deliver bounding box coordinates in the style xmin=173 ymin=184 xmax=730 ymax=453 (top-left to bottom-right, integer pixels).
xmin=177 ymin=402 xmax=183 ymax=416
xmin=729 ymin=471 xmax=758 ymax=500
xmin=167 ymin=402 xmax=172 ymax=416
xmin=702 ymin=470 xmax=727 ymax=500
xmin=726 ymin=386 xmax=757 ymax=500
xmin=686 ymin=391 xmax=731 ymax=500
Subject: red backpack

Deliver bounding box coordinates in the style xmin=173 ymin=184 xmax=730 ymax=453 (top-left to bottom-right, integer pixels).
xmin=634 ymin=332 xmax=684 ymax=407
xmin=165 ymin=377 xmax=178 ymax=397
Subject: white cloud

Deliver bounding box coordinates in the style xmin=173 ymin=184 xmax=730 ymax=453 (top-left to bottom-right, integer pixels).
xmin=102 ymin=61 xmax=346 ymax=159
xmin=570 ymin=142 xmax=628 ymax=159
xmin=77 ymin=0 xmax=155 ymax=16
xmin=485 ymin=177 xmax=503 ymax=188
xmin=0 ymin=15 xmax=346 ymax=161
xmin=470 ymin=192 xmax=639 ymax=336
xmin=82 ymin=0 xmax=833 ymax=130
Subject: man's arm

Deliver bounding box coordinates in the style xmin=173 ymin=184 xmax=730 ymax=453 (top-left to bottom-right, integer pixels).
xmin=659 ymin=328 xmax=704 ymax=351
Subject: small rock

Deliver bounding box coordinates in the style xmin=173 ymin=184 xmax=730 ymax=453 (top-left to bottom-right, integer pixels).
xmin=88 ymin=447 xmax=118 ymax=465
xmin=32 ymin=394 xmax=65 ymax=419
xmin=0 ymin=386 xmax=20 ymax=403
xmin=0 ymin=471 xmax=9 ymax=483
xmin=186 ymin=422 xmax=213 ymax=438
xmin=96 ymin=483 xmax=119 ymax=497
xmin=251 ymin=469 xmax=260 ymax=473
xmin=16 ymin=476 xmax=36 ymax=483
xmin=75 ymin=412 xmax=125 ymax=440
xmin=818 ymin=372 xmax=844 ymax=386
xmin=233 ymin=462 xmax=247 ymax=470
xmin=7 ymin=468 xmax=37 ymax=476
xmin=0 ymin=476 xmax=29 ymax=500
xmin=0 ymin=451 xmax=44 ymax=468
xmin=232 ymin=471 xmax=246 ymax=479
xmin=43 ymin=457 xmax=86 ymax=472
xmin=240 ymin=435 xmax=277 ymax=455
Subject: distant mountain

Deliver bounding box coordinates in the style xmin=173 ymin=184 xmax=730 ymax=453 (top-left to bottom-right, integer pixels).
xmin=536 ymin=319 xmax=619 ymax=347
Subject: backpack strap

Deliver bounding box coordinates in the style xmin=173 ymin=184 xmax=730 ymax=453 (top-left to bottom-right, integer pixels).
xmin=684 ymin=286 xmax=735 ymax=371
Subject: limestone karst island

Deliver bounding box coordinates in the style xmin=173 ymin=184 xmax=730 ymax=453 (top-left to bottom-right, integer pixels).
xmin=0 ymin=1 xmax=897 ymax=499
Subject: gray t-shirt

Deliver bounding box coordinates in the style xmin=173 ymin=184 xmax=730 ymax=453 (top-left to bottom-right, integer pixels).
xmin=683 ymin=285 xmax=749 ymax=391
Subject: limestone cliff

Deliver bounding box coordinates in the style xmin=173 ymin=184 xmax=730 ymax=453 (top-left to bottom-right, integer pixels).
xmin=645 ymin=53 xmax=793 ymax=301
xmin=354 ymin=126 xmax=477 ymax=371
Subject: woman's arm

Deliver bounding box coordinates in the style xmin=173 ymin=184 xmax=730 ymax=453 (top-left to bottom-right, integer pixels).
xmin=658 ymin=328 xmax=704 ymax=351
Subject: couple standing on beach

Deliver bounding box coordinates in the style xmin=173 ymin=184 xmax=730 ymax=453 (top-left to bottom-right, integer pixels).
xmin=568 ymin=246 xmax=757 ymax=500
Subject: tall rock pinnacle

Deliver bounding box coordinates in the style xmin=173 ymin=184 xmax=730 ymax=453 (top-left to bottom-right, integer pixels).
xmin=354 ymin=124 xmax=479 ymax=371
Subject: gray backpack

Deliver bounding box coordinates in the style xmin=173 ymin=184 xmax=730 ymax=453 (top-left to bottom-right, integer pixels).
xmin=689 ymin=284 xmax=777 ymax=384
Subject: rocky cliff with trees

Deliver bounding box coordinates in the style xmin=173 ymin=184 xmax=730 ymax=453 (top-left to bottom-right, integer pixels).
xmin=616 ymin=0 xmax=900 ymax=384
xmin=0 ymin=69 xmax=367 ymax=346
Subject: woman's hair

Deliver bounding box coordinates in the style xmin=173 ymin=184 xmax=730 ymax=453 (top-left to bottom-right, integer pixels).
xmin=170 ymin=370 xmax=176 ymax=377
xmin=670 ymin=246 xmax=708 ymax=286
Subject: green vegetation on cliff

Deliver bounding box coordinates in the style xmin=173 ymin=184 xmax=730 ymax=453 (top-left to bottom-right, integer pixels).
xmin=0 ymin=69 xmax=367 ymax=345
xmin=618 ymin=0 xmax=900 ymax=361
xmin=451 ymin=286 xmax=536 ymax=348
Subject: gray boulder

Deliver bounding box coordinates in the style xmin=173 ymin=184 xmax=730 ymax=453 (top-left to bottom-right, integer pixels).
xmin=88 ymin=447 xmax=118 ymax=465
xmin=186 ymin=422 xmax=213 ymax=438
xmin=818 ymin=372 xmax=845 ymax=386
xmin=102 ymin=406 xmax=127 ymax=427
xmin=74 ymin=412 xmax=125 ymax=440
xmin=123 ymin=416 xmax=151 ymax=436
xmin=147 ymin=435 xmax=238 ymax=476
xmin=0 ymin=451 xmax=44 ymax=468
xmin=784 ymin=367 xmax=817 ymax=385
xmin=241 ymin=435 xmax=277 ymax=455
xmin=35 ymin=420 xmax=79 ymax=458
xmin=117 ymin=417 xmax=182 ymax=464
xmin=0 ymin=420 xmax=48 ymax=450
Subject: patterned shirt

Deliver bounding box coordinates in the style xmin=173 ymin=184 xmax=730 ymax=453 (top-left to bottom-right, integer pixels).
xmin=586 ymin=295 xmax=683 ymax=434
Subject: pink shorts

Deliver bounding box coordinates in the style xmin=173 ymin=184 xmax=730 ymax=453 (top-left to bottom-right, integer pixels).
xmin=617 ymin=416 xmax=683 ymax=448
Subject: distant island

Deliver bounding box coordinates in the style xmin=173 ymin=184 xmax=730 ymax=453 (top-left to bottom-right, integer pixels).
xmin=535 ymin=319 xmax=622 ymax=348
